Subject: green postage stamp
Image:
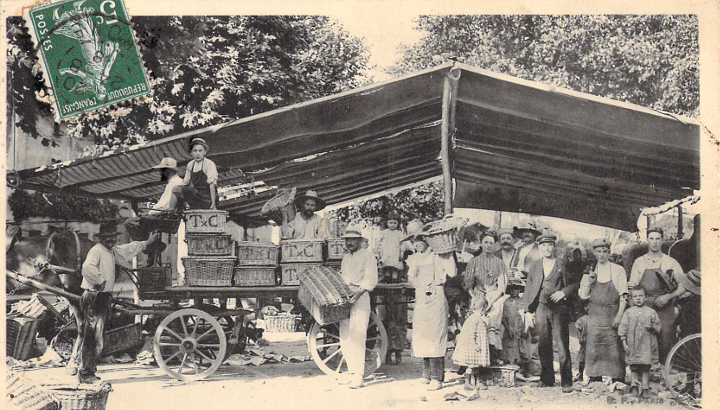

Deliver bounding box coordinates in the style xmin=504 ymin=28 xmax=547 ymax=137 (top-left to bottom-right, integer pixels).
xmin=24 ymin=0 xmax=151 ymax=120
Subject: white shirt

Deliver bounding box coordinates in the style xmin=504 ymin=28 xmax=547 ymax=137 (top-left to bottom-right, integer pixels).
xmin=579 ymin=261 xmax=628 ymax=299
xmin=628 ymin=254 xmax=683 ymax=287
xmin=282 ymin=213 xmax=329 ymax=240
xmin=542 ymin=258 xmax=556 ymax=278
xmin=340 ymin=248 xmax=379 ymax=292
xmin=149 ymin=174 xmax=183 ymax=214
xmin=183 ymin=158 xmax=218 ymax=185
xmin=81 ymin=241 xmax=147 ymax=292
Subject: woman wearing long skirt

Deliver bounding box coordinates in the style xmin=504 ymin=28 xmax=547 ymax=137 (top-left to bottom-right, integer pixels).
xmin=406 ymin=233 xmax=457 ymax=391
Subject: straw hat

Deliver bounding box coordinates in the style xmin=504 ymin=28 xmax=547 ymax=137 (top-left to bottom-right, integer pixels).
xmin=152 ymin=157 xmax=178 ymax=170
xmin=189 ymin=137 xmax=209 ymax=152
xmin=591 ymin=238 xmax=611 ymax=249
xmin=401 ymin=219 xmax=425 ymax=242
xmin=514 ymin=225 xmax=542 ymax=239
xmin=294 ymin=190 xmax=326 ymax=211
xmin=341 ymin=224 xmax=365 ymax=239
xmin=678 ymin=269 xmax=700 ymax=295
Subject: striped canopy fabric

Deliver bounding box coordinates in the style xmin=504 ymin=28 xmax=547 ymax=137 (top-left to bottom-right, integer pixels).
xmin=16 ymin=63 xmax=699 ymax=231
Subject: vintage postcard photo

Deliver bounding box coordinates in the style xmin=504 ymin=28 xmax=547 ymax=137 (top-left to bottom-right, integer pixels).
xmin=2 ymin=1 xmax=718 ymax=409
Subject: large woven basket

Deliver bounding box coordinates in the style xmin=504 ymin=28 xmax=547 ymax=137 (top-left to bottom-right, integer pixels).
xmin=263 ymin=314 xmax=300 ymax=332
xmin=184 ymin=210 xmax=228 ymax=234
xmin=47 ymin=382 xmax=112 ymax=410
xmin=297 ymin=265 xmax=353 ymax=325
xmin=182 ymin=257 xmax=235 ymax=286
xmin=280 ymin=263 xmax=322 ymax=286
xmin=280 ymin=240 xmax=325 ymax=263
xmin=236 ymin=242 xmax=279 ymax=266
xmin=186 ymin=234 xmax=233 ymax=256
xmin=260 ymin=187 xmax=296 ymax=215
xmin=233 ymin=266 xmax=277 ymax=286
xmin=6 ymin=370 xmax=59 ymax=410
xmin=422 ymin=215 xmax=468 ymax=254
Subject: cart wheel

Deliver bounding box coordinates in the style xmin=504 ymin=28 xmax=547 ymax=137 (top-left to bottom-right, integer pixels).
xmin=663 ymin=334 xmax=701 ymax=406
xmin=153 ymin=308 xmax=227 ymax=381
xmin=307 ymin=311 xmax=387 ymax=377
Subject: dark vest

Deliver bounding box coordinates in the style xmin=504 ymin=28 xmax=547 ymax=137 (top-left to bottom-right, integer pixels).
xmin=539 ymin=262 xmax=564 ymax=304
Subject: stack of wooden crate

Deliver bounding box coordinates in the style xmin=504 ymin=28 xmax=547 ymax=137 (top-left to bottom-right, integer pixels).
xmin=324 ymin=237 xmax=347 ymax=271
xmin=181 ymin=210 xmax=235 ymax=286
xmin=279 ymin=240 xmax=325 ymax=285
xmin=234 ymin=241 xmax=279 ymax=286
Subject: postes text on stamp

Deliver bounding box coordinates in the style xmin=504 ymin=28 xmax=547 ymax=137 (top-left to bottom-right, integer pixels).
xmin=25 ymin=0 xmax=151 ymax=120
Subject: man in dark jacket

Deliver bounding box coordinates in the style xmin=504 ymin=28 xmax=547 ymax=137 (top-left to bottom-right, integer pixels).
xmin=523 ymin=234 xmax=581 ymax=393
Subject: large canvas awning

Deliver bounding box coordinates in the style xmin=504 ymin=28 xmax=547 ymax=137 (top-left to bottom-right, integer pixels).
xmin=15 ymin=63 xmax=699 ymax=231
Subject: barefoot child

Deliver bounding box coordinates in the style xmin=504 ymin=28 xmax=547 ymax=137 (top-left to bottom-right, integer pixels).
xmin=501 ymin=275 xmax=529 ymax=377
xmin=452 ymin=287 xmax=490 ymax=390
xmin=618 ymin=286 xmax=661 ymax=398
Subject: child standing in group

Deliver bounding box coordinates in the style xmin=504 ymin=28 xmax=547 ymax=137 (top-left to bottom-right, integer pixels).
xmin=452 ymin=287 xmax=491 ymax=390
xmin=500 ymin=275 xmax=530 ymax=377
xmin=618 ymin=286 xmax=661 ymax=398
xmin=375 ymin=211 xmax=407 ymax=364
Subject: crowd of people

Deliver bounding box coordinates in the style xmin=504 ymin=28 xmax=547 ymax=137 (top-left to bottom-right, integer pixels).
xmin=70 ymin=138 xmax=701 ymax=397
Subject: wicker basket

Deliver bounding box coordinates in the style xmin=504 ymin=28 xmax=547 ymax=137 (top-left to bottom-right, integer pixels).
xmin=236 ymin=242 xmax=279 ymax=266
xmin=233 ymin=266 xmax=276 ymax=286
xmin=280 ymin=263 xmax=322 ymax=286
xmin=6 ymin=317 xmax=39 ymax=361
xmin=326 ymin=238 xmax=347 ymax=260
xmin=137 ymin=265 xmax=171 ymax=291
xmin=298 ymin=285 xmax=351 ymax=325
xmin=186 ymin=234 xmax=233 ymax=256
xmin=260 ymin=187 xmax=296 ymax=215
xmin=422 ymin=215 xmax=468 ymax=253
xmin=102 ymin=323 xmax=143 ymax=357
xmin=184 ymin=210 xmax=228 ymax=234
xmin=6 ymin=370 xmax=59 ymax=410
xmin=297 ymin=266 xmax=353 ymax=325
xmin=47 ymin=382 xmax=112 ymax=410
xmin=263 ymin=314 xmax=300 ymax=332
xmin=324 ymin=261 xmax=342 ymax=271
xmin=477 ymin=365 xmax=519 ymax=387
xmin=280 ymin=240 xmax=325 ymax=263
xmin=182 ymin=257 xmax=235 ymax=286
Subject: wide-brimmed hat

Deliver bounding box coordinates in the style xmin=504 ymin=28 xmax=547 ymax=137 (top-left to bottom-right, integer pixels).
xmin=152 ymin=157 xmax=178 ymax=170
xmin=96 ymin=221 xmax=121 ymax=238
xmin=591 ymin=238 xmax=611 ymax=249
xmin=341 ymin=224 xmax=365 ymax=239
xmin=294 ymin=190 xmax=326 ymax=211
xmin=678 ymin=269 xmax=700 ymax=295
xmin=401 ymin=219 xmax=425 ymax=243
xmin=536 ymin=233 xmax=557 ymax=244
xmin=189 ymin=137 xmax=209 ymax=152
xmin=514 ymin=225 xmax=542 ymax=239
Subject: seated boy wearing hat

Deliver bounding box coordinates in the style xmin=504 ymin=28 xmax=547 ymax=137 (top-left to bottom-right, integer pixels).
xmin=171 ymin=137 xmax=219 ymax=210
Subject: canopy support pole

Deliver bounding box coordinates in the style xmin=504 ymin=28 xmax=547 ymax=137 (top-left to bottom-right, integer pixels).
xmin=441 ymin=68 xmax=461 ymax=215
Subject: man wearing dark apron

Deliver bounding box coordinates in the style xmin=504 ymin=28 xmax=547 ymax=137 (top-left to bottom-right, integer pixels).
xmin=628 ymin=228 xmax=685 ymax=363
xmin=578 ymin=238 xmax=627 ymax=382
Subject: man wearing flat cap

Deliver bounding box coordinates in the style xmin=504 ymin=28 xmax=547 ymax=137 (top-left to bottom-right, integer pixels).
xmin=281 ymin=190 xmax=330 ymax=240
xmin=523 ymin=233 xmax=581 ymax=392
xmin=74 ymin=221 xmax=158 ymax=383
xmin=578 ymin=238 xmax=628 ymax=383
xmin=338 ymin=224 xmax=379 ymax=389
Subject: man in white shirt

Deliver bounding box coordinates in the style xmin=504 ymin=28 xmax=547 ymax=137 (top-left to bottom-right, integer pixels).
xmin=281 ymin=190 xmax=330 ymax=240
xmin=76 ymin=222 xmax=157 ymax=383
xmin=149 ymin=157 xmax=184 ymax=215
xmin=339 ymin=224 xmax=378 ymax=389
xmin=628 ymin=227 xmax=684 ymax=362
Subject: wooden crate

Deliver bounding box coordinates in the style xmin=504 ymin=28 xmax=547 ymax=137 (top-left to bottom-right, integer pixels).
xmin=102 ymin=323 xmax=143 ymax=357
xmin=6 ymin=317 xmax=39 ymax=361
xmin=137 ymin=265 xmax=171 ymax=291
xmin=280 ymin=263 xmax=322 ymax=286
xmin=233 ymin=266 xmax=277 ymax=287
xmin=477 ymin=365 xmax=519 ymax=387
xmin=236 ymin=242 xmax=279 ymax=266
xmin=185 ymin=210 xmax=228 ymax=234
xmin=326 ymin=238 xmax=347 ymax=260
xmin=280 ymin=240 xmax=325 ymax=263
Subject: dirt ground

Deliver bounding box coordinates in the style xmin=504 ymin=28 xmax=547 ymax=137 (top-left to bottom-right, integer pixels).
xmin=13 ymin=331 xmax=682 ymax=410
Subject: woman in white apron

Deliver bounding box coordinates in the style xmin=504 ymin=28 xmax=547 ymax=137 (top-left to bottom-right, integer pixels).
xmin=407 ymin=233 xmax=457 ymax=391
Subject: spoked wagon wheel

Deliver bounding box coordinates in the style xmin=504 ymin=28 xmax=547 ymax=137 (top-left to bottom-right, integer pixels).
xmin=663 ymin=333 xmax=701 ymax=408
xmin=307 ymin=311 xmax=387 ymax=377
xmin=153 ymin=308 xmax=227 ymax=381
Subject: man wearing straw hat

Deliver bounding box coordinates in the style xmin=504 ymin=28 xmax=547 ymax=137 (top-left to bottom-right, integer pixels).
xmin=148 ymin=157 xmax=184 ymax=215
xmin=75 ymin=221 xmax=158 ymax=383
xmin=339 ymin=224 xmax=379 ymax=389
xmin=281 ymin=190 xmax=330 ymax=240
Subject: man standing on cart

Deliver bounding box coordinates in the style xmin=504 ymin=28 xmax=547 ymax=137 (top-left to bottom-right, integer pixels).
xmin=281 ymin=190 xmax=330 ymax=240
xmin=339 ymin=224 xmax=379 ymax=389
xmin=75 ymin=221 xmax=158 ymax=383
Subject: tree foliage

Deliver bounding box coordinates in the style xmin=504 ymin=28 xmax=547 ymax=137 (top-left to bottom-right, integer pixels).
xmin=390 ymin=15 xmax=698 ymax=117
xmin=327 ymin=181 xmax=445 ymax=227
xmin=7 ymin=16 xmax=370 ymax=149
xmin=8 ymin=189 xmax=118 ymax=222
